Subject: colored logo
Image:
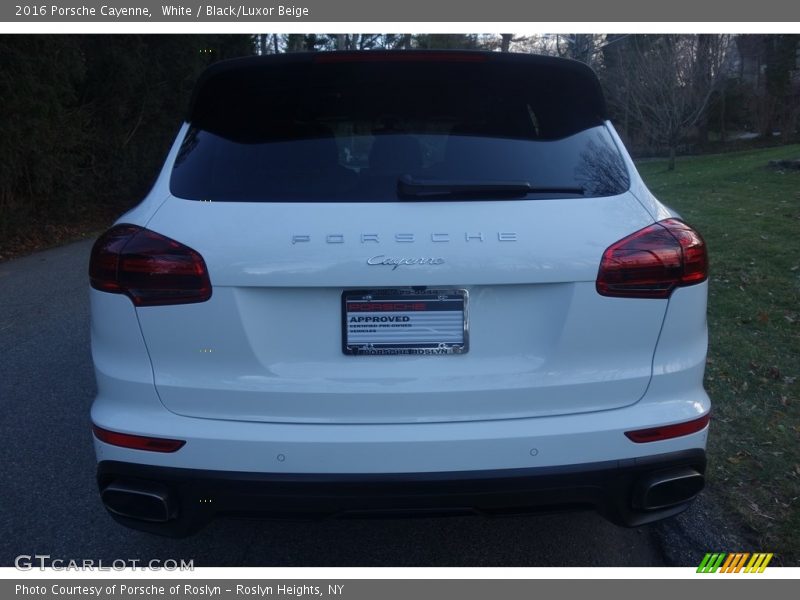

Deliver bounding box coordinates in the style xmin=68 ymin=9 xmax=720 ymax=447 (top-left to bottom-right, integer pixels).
xmin=697 ymin=553 xmax=774 ymax=573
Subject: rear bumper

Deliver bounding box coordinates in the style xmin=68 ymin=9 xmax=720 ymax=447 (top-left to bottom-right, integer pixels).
xmin=97 ymin=448 xmax=705 ymax=536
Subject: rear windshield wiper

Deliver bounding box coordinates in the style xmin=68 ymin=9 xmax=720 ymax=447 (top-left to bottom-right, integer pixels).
xmin=397 ymin=176 xmax=585 ymax=199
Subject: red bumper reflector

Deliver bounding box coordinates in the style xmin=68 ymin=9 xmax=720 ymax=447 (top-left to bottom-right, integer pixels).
xmin=92 ymin=425 xmax=186 ymax=453
xmin=625 ymin=414 xmax=710 ymax=443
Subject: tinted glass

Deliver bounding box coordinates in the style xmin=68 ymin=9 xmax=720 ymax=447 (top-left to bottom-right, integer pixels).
xmin=171 ymin=59 xmax=629 ymax=202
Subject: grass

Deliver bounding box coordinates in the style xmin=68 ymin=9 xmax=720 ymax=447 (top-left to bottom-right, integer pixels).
xmin=637 ymin=145 xmax=800 ymax=565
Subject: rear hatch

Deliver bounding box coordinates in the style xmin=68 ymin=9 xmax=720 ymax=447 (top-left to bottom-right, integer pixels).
xmin=135 ymin=52 xmax=665 ymax=424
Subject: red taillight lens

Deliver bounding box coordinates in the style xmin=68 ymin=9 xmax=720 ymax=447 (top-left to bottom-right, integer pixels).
xmin=596 ymin=218 xmax=707 ymax=299
xmin=89 ymin=224 xmax=211 ymax=306
xmin=92 ymin=425 xmax=186 ymax=453
xmin=625 ymin=414 xmax=710 ymax=443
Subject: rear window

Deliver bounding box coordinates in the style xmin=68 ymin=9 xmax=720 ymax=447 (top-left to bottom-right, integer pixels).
xmin=171 ymin=54 xmax=630 ymax=202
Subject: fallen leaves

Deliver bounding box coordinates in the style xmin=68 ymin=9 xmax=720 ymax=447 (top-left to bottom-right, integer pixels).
xmin=748 ymin=500 xmax=776 ymax=520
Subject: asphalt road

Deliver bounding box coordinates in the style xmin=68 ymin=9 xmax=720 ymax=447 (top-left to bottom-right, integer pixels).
xmin=0 ymin=239 xmax=750 ymax=567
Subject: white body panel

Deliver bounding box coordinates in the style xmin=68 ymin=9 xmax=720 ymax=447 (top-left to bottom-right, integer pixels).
xmin=130 ymin=183 xmax=671 ymax=424
xmin=90 ymin=277 xmax=709 ymax=474
xmin=91 ymin=121 xmax=710 ymax=474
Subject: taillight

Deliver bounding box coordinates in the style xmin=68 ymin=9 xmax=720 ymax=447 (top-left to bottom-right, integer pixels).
xmin=625 ymin=414 xmax=710 ymax=443
xmin=89 ymin=224 xmax=211 ymax=306
xmin=93 ymin=425 xmax=185 ymax=452
xmin=596 ymin=218 xmax=707 ymax=299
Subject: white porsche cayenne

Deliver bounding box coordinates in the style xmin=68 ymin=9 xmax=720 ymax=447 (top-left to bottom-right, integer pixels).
xmin=89 ymin=51 xmax=710 ymax=536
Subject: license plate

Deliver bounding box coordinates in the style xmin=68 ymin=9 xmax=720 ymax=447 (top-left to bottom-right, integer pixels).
xmin=342 ymin=289 xmax=468 ymax=356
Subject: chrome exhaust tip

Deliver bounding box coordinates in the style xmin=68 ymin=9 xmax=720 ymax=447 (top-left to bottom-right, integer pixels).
xmin=101 ymin=481 xmax=174 ymax=523
xmin=635 ymin=467 xmax=705 ymax=511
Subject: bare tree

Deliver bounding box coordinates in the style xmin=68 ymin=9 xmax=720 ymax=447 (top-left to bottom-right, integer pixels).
xmin=558 ymin=34 xmax=600 ymax=64
xmin=285 ymin=34 xmax=304 ymax=52
xmin=624 ymin=35 xmax=731 ymax=170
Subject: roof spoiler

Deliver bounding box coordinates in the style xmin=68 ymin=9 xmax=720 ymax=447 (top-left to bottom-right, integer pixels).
xmin=187 ymin=50 xmax=608 ymax=125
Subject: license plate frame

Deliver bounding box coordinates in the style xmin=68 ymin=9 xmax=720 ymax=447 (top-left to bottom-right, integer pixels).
xmin=342 ymin=288 xmax=469 ymax=356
